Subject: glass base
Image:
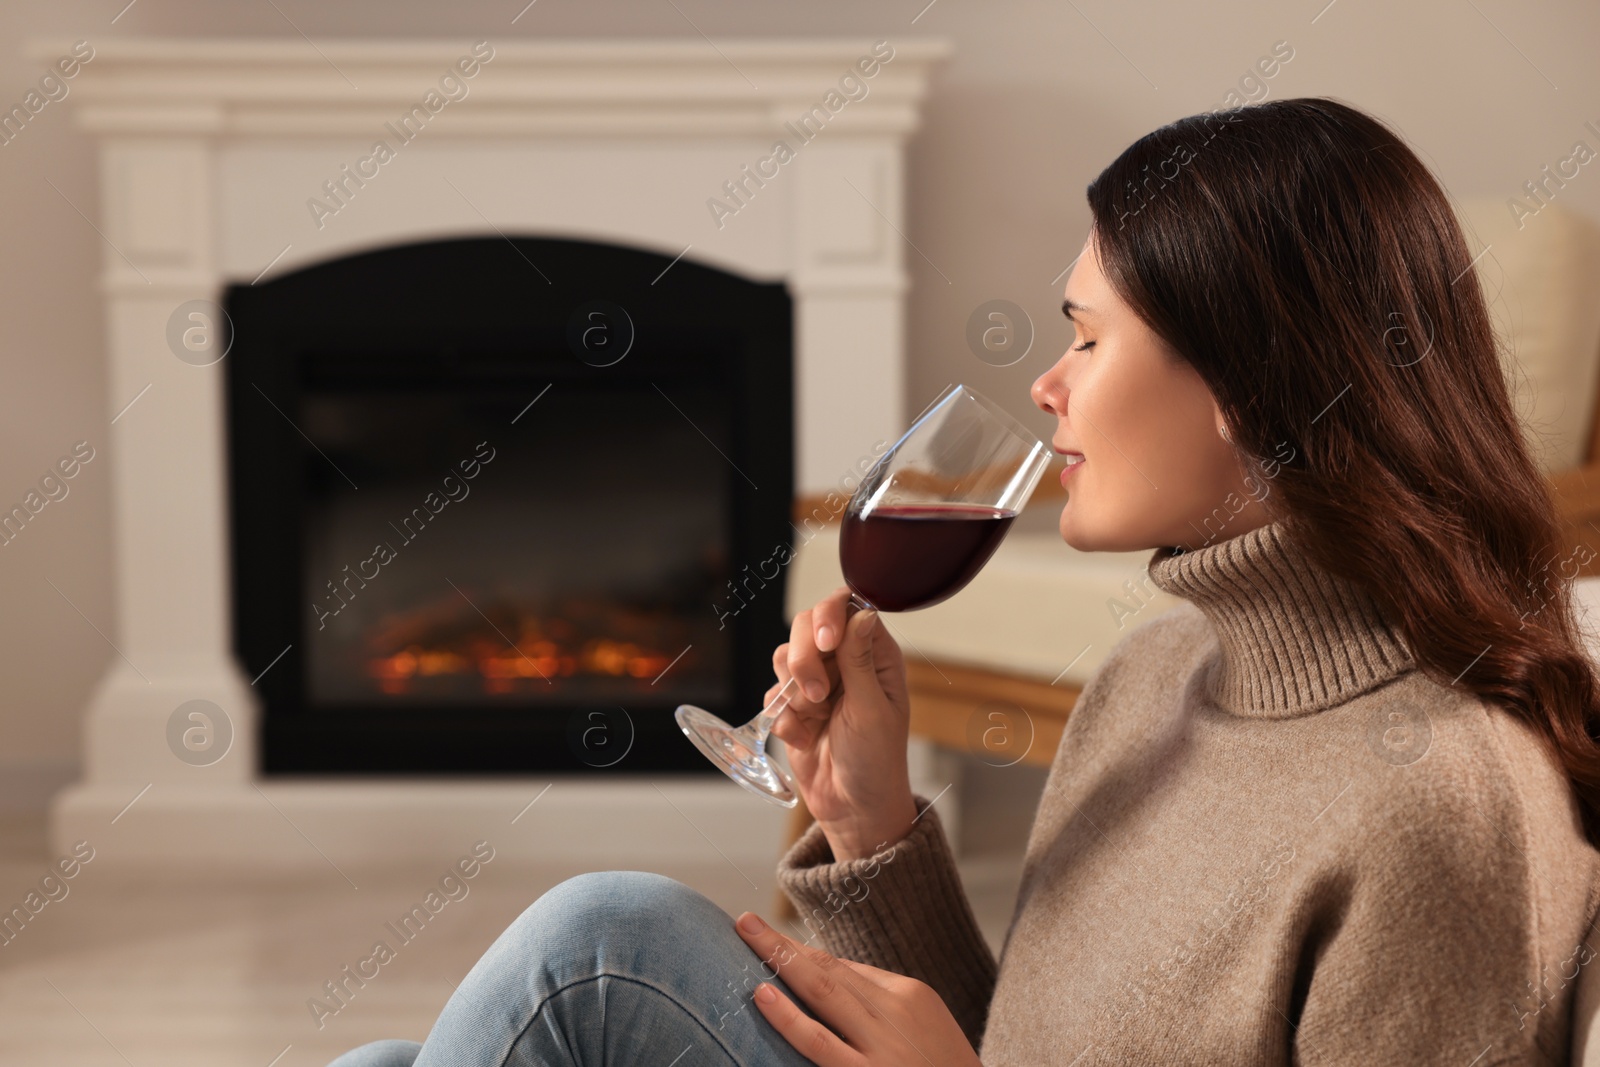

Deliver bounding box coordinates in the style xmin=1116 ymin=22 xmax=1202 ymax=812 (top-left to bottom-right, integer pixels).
xmin=674 ymin=704 xmax=797 ymax=808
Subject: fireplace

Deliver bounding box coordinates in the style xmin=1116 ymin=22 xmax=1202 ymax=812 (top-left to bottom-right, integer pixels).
xmin=47 ymin=37 xmax=946 ymax=873
xmin=226 ymin=235 xmax=792 ymax=774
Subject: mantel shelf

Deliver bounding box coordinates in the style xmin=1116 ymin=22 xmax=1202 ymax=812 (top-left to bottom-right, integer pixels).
xmin=28 ymin=37 xmax=951 ymax=137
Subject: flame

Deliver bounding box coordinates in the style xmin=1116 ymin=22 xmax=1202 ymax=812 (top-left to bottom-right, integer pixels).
xmin=364 ymin=622 xmax=681 ymax=695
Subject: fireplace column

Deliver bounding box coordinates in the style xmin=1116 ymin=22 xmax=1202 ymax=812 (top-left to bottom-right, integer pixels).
xmin=789 ymin=137 xmax=908 ymax=489
xmin=71 ymin=136 xmax=260 ymax=812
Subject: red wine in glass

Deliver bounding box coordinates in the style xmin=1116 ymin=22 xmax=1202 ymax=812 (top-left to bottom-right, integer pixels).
xmin=840 ymin=503 xmax=1017 ymax=612
xmin=675 ymin=383 xmax=1050 ymax=807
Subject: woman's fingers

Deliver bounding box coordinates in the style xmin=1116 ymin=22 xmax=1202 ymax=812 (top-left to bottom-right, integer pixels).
xmin=750 ymin=981 xmax=859 ymax=1067
xmin=787 ymin=588 xmax=856 ymax=703
xmin=767 ymin=693 xmax=820 ymax=748
xmin=767 ymin=645 xmax=830 ymax=730
xmin=813 ymin=585 xmax=855 ymax=653
xmin=735 ymin=913 xmax=876 ymax=1045
xmin=834 ymin=956 xmax=898 ymax=993
xmin=768 ymin=712 xmax=812 ymax=749
xmin=767 ymin=589 xmax=855 ymax=752
xmin=787 ymin=610 xmax=834 ymax=703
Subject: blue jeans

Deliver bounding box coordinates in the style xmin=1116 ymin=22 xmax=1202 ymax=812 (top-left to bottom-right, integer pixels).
xmin=325 ymin=870 xmax=819 ymax=1066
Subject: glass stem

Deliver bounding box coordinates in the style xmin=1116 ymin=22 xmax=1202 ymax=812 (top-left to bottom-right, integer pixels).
xmin=744 ymin=674 xmax=797 ymax=749
xmin=745 ymin=594 xmax=875 ymax=747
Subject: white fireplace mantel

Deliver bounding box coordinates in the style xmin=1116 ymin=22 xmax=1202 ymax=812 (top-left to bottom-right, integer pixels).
xmin=40 ymin=38 xmax=950 ymax=874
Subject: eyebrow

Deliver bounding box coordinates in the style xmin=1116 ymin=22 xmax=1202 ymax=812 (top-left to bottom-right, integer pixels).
xmin=1061 ymin=299 xmax=1094 ymax=320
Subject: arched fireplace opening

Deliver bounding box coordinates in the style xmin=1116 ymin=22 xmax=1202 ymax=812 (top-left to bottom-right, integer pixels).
xmin=225 ymin=236 xmax=794 ymax=774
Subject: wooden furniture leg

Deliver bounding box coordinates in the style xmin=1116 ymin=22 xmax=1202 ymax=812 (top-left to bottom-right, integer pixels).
xmin=772 ymin=791 xmax=813 ymax=921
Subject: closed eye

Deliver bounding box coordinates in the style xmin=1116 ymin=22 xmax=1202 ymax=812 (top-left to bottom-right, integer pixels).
xmin=1073 ymin=341 xmax=1096 ymax=352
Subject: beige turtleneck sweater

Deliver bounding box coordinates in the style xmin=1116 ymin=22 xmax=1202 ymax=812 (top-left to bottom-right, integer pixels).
xmin=777 ymin=520 xmax=1600 ymax=1065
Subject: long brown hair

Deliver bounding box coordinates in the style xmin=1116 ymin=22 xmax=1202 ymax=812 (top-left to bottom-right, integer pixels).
xmin=1086 ymin=96 xmax=1600 ymax=843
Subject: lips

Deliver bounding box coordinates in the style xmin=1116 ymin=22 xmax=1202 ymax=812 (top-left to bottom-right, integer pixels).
xmin=1059 ymin=454 xmax=1084 ymax=487
xmin=1054 ymin=445 xmax=1084 ymax=487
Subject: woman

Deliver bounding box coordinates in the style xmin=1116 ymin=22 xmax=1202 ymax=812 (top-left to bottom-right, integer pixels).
xmin=329 ymin=96 xmax=1600 ymax=1066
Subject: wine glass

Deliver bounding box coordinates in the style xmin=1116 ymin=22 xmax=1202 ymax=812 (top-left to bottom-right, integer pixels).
xmin=674 ymin=383 xmax=1053 ymax=807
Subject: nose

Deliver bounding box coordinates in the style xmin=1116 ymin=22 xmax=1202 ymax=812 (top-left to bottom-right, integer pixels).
xmin=1031 ymin=359 xmax=1067 ymax=418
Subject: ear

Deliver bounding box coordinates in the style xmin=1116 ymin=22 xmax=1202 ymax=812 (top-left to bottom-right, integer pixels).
xmin=1212 ymin=400 xmax=1232 ymax=442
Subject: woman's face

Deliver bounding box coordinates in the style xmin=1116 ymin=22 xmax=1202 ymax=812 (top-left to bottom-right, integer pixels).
xmin=1030 ymin=232 xmax=1270 ymax=553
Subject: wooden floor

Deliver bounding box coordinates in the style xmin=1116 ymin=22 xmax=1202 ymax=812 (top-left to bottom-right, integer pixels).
xmin=0 ymin=797 xmax=1032 ymax=1066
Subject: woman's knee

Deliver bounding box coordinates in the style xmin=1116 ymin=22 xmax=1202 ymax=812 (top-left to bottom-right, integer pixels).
xmin=475 ymin=870 xmax=733 ymax=986
xmin=522 ymin=870 xmax=726 ymax=945
xmin=419 ymin=873 xmax=807 ymax=1064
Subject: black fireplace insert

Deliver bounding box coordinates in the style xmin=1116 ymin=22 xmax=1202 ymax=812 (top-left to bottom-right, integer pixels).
xmin=224 ymin=236 xmax=793 ymax=775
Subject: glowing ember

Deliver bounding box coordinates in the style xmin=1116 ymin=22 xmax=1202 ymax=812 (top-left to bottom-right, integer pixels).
xmin=362 ymin=601 xmax=686 ymax=696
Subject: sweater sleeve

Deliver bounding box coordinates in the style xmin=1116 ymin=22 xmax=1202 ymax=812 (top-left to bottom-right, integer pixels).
xmin=775 ymin=793 xmax=999 ymax=1049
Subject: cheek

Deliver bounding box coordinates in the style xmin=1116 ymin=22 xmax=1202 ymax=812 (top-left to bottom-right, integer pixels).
xmin=1076 ymin=363 xmax=1162 ymax=477
xmin=1075 ymin=361 xmax=1218 ymax=510
xmin=1064 ymin=368 xmax=1157 ymax=526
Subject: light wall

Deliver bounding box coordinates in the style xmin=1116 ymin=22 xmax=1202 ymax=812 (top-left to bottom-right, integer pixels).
xmin=0 ymin=0 xmax=1596 ymax=804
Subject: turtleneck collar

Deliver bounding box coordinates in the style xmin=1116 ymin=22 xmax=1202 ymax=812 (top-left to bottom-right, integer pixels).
xmin=1145 ymin=520 xmax=1416 ymax=719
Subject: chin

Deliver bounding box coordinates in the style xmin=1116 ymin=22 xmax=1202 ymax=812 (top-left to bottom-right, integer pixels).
xmin=1057 ymin=506 xmax=1093 ymax=552
xmin=1058 ymin=505 xmax=1158 ymax=555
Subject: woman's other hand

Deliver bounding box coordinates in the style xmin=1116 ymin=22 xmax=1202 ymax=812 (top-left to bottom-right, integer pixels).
xmin=734 ymin=911 xmax=982 ymax=1067
xmin=768 ymin=585 xmax=917 ymax=861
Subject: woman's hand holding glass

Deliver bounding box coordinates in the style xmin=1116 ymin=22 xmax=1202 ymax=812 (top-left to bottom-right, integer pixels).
xmin=765 ymin=585 xmax=918 ymax=862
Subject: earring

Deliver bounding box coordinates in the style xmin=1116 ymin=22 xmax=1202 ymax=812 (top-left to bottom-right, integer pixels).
xmin=1219 ymin=423 xmax=1232 ymax=443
